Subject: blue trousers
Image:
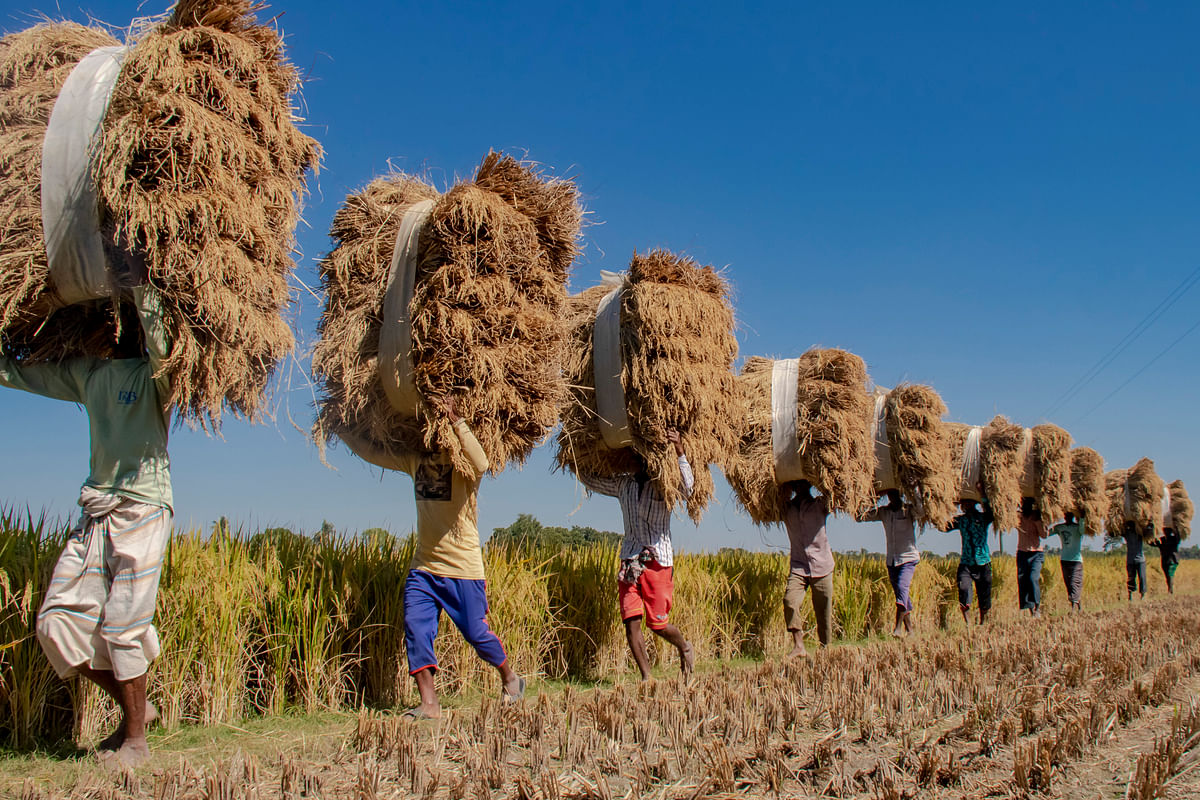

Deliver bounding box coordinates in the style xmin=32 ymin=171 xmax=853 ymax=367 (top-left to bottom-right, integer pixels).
xmin=1016 ymin=550 xmax=1045 ymax=610
xmin=403 ymin=569 xmax=507 ymax=674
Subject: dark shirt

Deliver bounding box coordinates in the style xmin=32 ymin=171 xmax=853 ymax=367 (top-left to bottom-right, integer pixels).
xmin=1124 ymin=523 xmax=1145 ymax=564
xmin=946 ymin=506 xmax=994 ymax=566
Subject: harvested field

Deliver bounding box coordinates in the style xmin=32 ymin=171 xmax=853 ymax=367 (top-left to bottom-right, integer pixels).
xmin=8 ymin=596 xmax=1200 ymax=800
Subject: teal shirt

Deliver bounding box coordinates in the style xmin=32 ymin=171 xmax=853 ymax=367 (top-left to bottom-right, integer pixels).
xmin=0 ymin=286 xmax=172 ymax=511
xmin=946 ymin=506 xmax=994 ymax=566
xmin=1051 ymin=520 xmax=1084 ymax=562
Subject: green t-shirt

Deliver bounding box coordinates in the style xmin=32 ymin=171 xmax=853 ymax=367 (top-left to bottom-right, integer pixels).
xmin=0 ymin=286 xmax=172 ymax=510
xmin=946 ymin=506 xmax=994 ymax=566
xmin=1051 ymin=520 xmax=1085 ymax=562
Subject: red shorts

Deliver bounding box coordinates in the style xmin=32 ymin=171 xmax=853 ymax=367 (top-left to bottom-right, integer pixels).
xmin=619 ymin=561 xmax=674 ymax=630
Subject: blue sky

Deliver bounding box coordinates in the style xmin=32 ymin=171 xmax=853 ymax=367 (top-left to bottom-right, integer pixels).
xmin=2 ymin=1 xmax=1198 ymax=556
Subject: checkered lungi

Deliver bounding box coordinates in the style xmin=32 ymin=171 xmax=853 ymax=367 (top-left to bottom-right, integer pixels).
xmin=36 ymin=487 xmax=172 ymax=681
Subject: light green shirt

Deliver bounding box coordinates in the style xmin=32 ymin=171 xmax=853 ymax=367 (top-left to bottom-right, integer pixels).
xmin=0 ymin=286 xmax=172 ymax=510
xmin=1051 ymin=520 xmax=1084 ymax=562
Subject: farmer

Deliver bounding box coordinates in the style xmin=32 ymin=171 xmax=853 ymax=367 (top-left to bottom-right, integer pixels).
xmin=1049 ymin=511 xmax=1086 ymax=610
xmin=862 ymin=489 xmax=918 ymax=637
xmin=944 ymin=495 xmax=994 ymax=625
xmin=1158 ymin=525 xmax=1181 ymax=594
xmin=782 ymin=480 xmax=835 ymax=657
xmin=0 ymin=284 xmax=171 ymax=768
xmin=579 ymin=429 xmax=695 ymax=682
xmin=396 ymin=397 xmax=524 ymax=718
xmin=1124 ymin=521 xmax=1148 ymax=601
xmin=1015 ymin=498 xmax=1046 ymax=618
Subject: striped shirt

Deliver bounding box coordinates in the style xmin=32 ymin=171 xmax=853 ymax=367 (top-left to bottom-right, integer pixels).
xmin=580 ymin=456 xmax=694 ymax=566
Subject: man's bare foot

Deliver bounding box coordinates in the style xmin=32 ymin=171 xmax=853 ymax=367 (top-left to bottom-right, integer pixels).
xmin=402 ymin=703 xmax=441 ymax=720
xmin=785 ymin=646 xmax=809 ymax=660
xmin=97 ymin=701 xmax=158 ymax=752
xmin=502 ymin=676 xmax=525 ymax=703
xmin=891 ymin=625 xmax=904 ymax=638
xmin=99 ymin=738 xmax=150 ymax=769
xmin=680 ymin=641 xmax=694 ymax=681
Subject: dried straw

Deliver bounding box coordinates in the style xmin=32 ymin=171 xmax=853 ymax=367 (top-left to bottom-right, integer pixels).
xmin=0 ymin=23 xmax=123 ymax=359
xmin=555 ymin=250 xmax=739 ymax=521
xmin=315 ymin=153 xmax=581 ymax=476
xmin=979 ymin=415 xmax=1025 ymax=533
xmin=1027 ymin=424 xmax=1073 ymax=524
xmin=1104 ymin=468 xmax=1130 ymax=539
xmin=0 ymin=2 xmax=322 ymax=429
xmin=882 ymin=384 xmax=957 ymax=529
xmin=1107 ymin=459 xmax=1166 ymax=540
xmin=1167 ymin=480 xmax=1193 ymax=540
xmin=1069 ymin=447 xmax=1105 ymax=537
xmin=726 ymin=349 xmax=873 ymax=524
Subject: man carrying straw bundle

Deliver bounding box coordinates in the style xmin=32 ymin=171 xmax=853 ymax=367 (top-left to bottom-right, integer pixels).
xmin=1158 ymin=526 xmax=1181 ymax=594
xmin=944 ymin=492 xmax=994 ymax=625
xmin=862 ymin=489 xmax=918 ymax=637
xmin=1016 ymin=498 xmax=1046 ymax=618
xmin=0 ymin=283 xmax=170 ymax=768
xmin=1124 ymin=521 xmax=1149 ymax=601
xmin=579 ymin=429 xmax=695 ymax=682
xmin=1050 ymin=512 xmax=1086 ymax=610
xmin=782 ymin=480 xmax=836 ymax=657
xmin=398 ymin=398 xmax=524 ymax=718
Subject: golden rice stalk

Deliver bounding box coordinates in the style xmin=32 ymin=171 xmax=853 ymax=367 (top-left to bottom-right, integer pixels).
xmin=980 ymin=415 xmax=1025 ymax=533
xmin=883 ymin=384 xmax=957 ymax=529
xmin=555 ymin=250 xmax=739 ymax=521
xmin=1104 ymin=468 xmax=1130 ymax=538
xmin=726 ymin=349 xmax=873 ymax=524
xmin=1168 ymin=479 xmax=1193 ymax=540
xmin=0 ymin=23 xmax=123 ymax=359
xmin=1126 ymin=458 xmax=1165 ymax=539
xmin=0 ymin=2 xmax=322 ymax=429
xmin=315 ymin=153 xmax=581 ymax=476
xmin=1069 ymin=447 xmax=1105 ymax=537
xmin=1028 ymin=424 xmax=1072 ymax=524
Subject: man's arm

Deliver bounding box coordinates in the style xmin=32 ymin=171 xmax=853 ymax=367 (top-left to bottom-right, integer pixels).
xmin=132 ymin=285 xmax=171 ymax=406
xmin=669 ymin=428 xmax=695 ymax=498
xmin=578 ymin=471 xmax=623 ymax=498
xmin=440 ymin=397 xmax=489 ymax=479
xmin=0 ymin=356 xmax=89 ymax=403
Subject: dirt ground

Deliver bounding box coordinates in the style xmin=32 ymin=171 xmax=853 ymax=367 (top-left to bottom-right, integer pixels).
xmin=5 ymin=597 xmax=1200 ymax=800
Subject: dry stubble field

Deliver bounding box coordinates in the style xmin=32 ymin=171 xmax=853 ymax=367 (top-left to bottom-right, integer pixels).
xmin=6 ymin=593 xmax=1200 ymax=800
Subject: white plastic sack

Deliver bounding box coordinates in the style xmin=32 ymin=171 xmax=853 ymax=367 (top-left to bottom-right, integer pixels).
xmin=377 ymin=199 xmax=435 ymax=416
xmin=592 ymin=271 xmax=634 ymax=449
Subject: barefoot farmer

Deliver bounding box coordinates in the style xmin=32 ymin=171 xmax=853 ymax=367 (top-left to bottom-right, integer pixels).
xmin=1050 ymin=511 xmax=1085 ymax=610
xmin=579 ymin=428 xmax=695 ymax=681
xmin=1015 ymin=498 xmax=1046 ymax=618
xmin=393 ymin=397 xmax=523 ymax=718
xmin=782 ymin=480 xmax=835 ymax=657
xmin=1 ymin=284 xmax=171 ymax=768
xmin=944 ymin=494 xmax=994 ymax=625
xmin=863 ymin=489 xmax=918 ymax=637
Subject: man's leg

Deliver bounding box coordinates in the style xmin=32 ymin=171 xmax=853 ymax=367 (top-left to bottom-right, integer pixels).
xmin=1137 ymin=562 xmax=1147 ymax=598
xmin=783 ymin=571 xmax=808 ymax=658
xmin=623 ymin=617 xmax=653 ymax=681
xmin=956 ymin=563 xmax=973 ymax=625
xmin=403 ymin=571 xmax=443 ymax=717
xmin=1127 ymin=563 xmax=1137 ymax=601
xmin=898 ymin=561 xmax=916 ymax=633
xmin=1029 ymin=552 xmax=1044 ymax=617
xmin=1016 ymin=551 xmax=1031 ymax=612
xmin=977 ymin=565 xmax=993 ymax=624
xmin=76 ymin=665 xmax=158 ymax=752
xmin=640 ymin=564 xmax=691 ymax=679
xmin=810 ymin=574 xmax=834 ymax=647
xmin=888 ymin=565 xmax=904 ymax=637
xmin=445 ymin=578 xmax=523 ymax=701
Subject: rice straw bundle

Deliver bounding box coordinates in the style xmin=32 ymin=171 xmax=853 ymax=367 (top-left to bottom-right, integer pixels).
xmin=943 ymin=416 xmax=1025 ymax=532
xmin=1167 ymin=480 xmax=1193 ymax=540
xmin=1069 ymin=447 xmax=1105 ymax=537
xmin=555 ymin=250 xmax=739 ymax=521
xmin=881 ymin=384 xmax=957 ymax=529
xmin=0 ymin=1 xmax=322 ymax=428
xmin=1106 ymin=459 xmax=1166 ymax=540
xmin=1023 ymin=424 xmax=1073 ymax=524
xmin=315 ymin=153 xmax=582 ymax=477
xmin=726 ymin=349 xmax=873 ymax=524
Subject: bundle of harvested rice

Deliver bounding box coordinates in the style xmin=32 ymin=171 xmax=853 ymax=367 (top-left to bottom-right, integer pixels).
xmin=725 ymin=349 xmax=873 ymax=525
xmin=555 ymin=250 xmax=739 ymax=521
xmin=880 ymin=384 xmax=957 ymax=529
xmin=315 ymin=153 xmax=582 ymax=477
xmin=1104 ymin=469 xmax=1130 ymax=539
xmin=1022 ymin=424 xmax=1073 ymax=524
xmin=1106 ymin=459 xmax=1166 ymax=540
xmin=1167 ymin=480 xmax=1193 ymax=540
xmin=0 ymin=1 xmax=321 ymax=428
xmin=1069 ymin=447 xmax=1105 ymax=537
xmin=944 ymin=416 xmax=1025 ymax=532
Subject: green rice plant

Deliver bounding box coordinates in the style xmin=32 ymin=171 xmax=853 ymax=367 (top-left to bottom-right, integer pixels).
xmin=546 ymin=543 xmax=621 ymax=680
xmin=832 ymin=555 xmax=888 ymax=641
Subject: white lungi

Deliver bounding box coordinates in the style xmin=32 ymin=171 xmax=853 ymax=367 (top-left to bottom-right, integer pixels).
xmin=36 ymin=487 xmax=172 ymax=681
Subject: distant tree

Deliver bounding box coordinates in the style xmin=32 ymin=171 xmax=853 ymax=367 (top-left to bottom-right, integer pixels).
xmin=490 ymin=515 xmax=620 ymax=549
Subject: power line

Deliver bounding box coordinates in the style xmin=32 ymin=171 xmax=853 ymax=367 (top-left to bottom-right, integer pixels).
xmin=1072 ymin=315 xmax=1200 ymax=426
xmin=1042 ymin=263 xmax=1200 ymax=419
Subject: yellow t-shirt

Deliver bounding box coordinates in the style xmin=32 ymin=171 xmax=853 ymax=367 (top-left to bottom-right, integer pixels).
xmin=396 ymin=420 xmax=490 ymax=580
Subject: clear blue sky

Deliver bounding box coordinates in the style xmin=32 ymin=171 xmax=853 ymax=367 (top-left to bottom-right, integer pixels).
xmin=3 ymin=1 xmax=1198 ymax=557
